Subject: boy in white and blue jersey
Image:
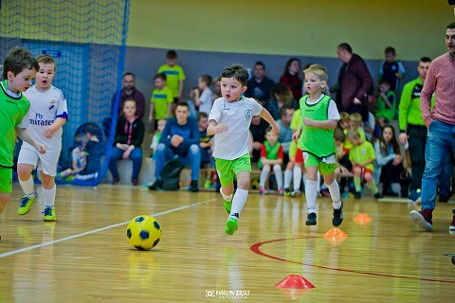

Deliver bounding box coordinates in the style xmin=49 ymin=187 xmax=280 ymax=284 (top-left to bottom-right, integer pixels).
xmin=17 ymin=54 xmax=68 ymax=221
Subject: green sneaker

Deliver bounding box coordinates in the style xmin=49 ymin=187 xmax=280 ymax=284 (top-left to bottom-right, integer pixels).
xmin=43 ymin=207 xmax=56 ymax=222
xmin=224 ymin=217 xmax=238 ymax=235
xmin=17 ymin=193 xmax=37 ymax=215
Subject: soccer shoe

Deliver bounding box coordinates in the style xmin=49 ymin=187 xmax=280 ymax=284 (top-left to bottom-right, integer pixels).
xmin=259 ymin=187 xmax=267 ymax=194
xmin=291 ymin=190 xmax=300 ymax=197
xmin=43 ymin=207 xmax=56 ymax=222
xmin=17 ymin=192 xmax=37 ymax=215
xmin=449 ymin=209 xmax=455 ymax=232
xmin=224 ymin=217 xmax=238 ymax=235
xmin=332 ymin=202 xmax=343 ymax=227
xmin=278 ymin=188 xmax=285 ymax=195
xmin=284 ymin=188 xmax=291 ymax=196
xmin=409 ymin=209 xmax=432 ymax=231
xmin=305 ymin=212 xmax=317 ymax=225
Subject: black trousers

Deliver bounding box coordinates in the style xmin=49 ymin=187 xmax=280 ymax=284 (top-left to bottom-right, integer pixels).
xmin=407 ymin=125 xmax=427 ymax=190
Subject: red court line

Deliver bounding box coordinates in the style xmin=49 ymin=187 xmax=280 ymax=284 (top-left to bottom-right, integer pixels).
xmin=250 ymin=236 xmax=455 ymax=284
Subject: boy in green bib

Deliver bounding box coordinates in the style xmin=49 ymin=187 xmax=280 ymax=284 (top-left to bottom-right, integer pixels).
xmin=258 ymin=126 xmax=284 ymax=195
xmin=293 ymin=64 xmax=343 ymax=226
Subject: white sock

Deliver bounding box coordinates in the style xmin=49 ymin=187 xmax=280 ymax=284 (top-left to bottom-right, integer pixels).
xmin=326 ymin=180 xmax=341 ymax=209
xmin=220 ymin=187 xmax=232 ymax=202
xmin=273 ymin=165 xmax=283 ymax=189
xmin=259 ymin=166 xmax=270 ymax=188
xmin=284 ymin=169 xmax=292 ymax=188
xmin=230 ymin=188 xmax=248 ymax=217
xmin=293 ymin=166 xmax=302 ymax=191
xmin=43 ymin=184 xmax=56 ymax=208
xmin=305 ymin=180 xmax=318 ymax=213
xmin=19 ymin=176 xmax=35 ymax=196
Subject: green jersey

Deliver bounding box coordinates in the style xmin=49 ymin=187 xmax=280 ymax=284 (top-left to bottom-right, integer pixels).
xmin=376 ymin=90 xmax=396 ymax=121
xmin=349 ymin=140 xmax=375 ymax=171
xmin=0 ymin=80 xmax=30 ymax=168
xmin=300 ymin=95 xmax=335 ymax=158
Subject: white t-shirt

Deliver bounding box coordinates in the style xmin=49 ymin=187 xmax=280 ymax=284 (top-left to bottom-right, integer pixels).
xmin=198 ymin=87 xmax=213 ymax=115
xmin=20 ymin=85 xmax=68 ymax=151
xmin=209 ymin=96 xmax=263 ymax=160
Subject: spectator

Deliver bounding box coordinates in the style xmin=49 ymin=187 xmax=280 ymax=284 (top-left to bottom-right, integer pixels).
xmin=109 ymin=99 xmax=145 ymax=186
xmin=279 ymin=58 xmax=303 ymax=101
xmin=149 ymin=101 xmax=201 ymax=192
xmin=258 ymin=127 xmax=284 ymax=195
xmin=157 ymin=50 xmax=185 ymax=102
xmin=149 ymin=72 xmax=173 ymax=130
xmin=266 ymin=83 xmax=298 ymax=120
xmin=375 ymin=79 xmax=397 ymax=129
xmin=249 ymin=115 xmax=269 ymax=163
xmin=378 ymin=46 xmax=406 ymax=93
xmin=111 ymin=72 xmax=146 ymax=119
xmin=244 ymin=61 xmax=275 ymax=103
xmin=150 ymin=118 xmax=167 ymax=158
xmin=193 ymin=74 xmax=213 ymax=115
xmin=334 ymin=43 xmax=374 ymax=122
xmin=409 ymin=22 xmax=455 ymax=232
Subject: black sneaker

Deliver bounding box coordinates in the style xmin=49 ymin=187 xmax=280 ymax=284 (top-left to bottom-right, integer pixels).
xmin=306 ymin=212 xmax=317 ymax=225
xmin=374 ymin=192 xmax=384 ymax=199
xmin=148 ymin=182 xmax=158 ymax=190
xmin=332 ymin=202 xmax=343 ymax=227
xmin=354 ymin=191 xmax=361 ymax=199
xmin=189 ymin=180 xmax=199 ymax=192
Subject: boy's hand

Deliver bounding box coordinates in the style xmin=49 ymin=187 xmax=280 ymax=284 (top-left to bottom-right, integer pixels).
xmin=303 ymin=118 xmax=313 ymax=126
xmin=35 ymin=142 xmax=46 ymax=154
xmin=215 ymin=123 xmax=228 ymax=133
xmin=43 ymin=126 xmax=55 ymax=138
xmin=271 ymin=125 xmax=280 ymax=136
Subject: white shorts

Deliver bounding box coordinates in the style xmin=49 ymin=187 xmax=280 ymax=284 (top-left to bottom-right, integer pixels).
xmin=18 ymin=142 xmax=61 ymax=176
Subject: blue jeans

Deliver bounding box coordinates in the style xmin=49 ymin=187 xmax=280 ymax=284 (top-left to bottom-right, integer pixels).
xmin=421 ymin=120 xmax=455 ymax=211
xmin=108 ymin=146 xmax=143 ymax=179
xmin=154 ymin=143 xmax=201 ymax=181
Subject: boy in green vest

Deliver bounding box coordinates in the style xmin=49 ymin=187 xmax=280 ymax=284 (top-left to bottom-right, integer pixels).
xmin=292 ymin=64 xmax=343 ymax=226
xmin=258 ymin=126 xmax=284 ymax=195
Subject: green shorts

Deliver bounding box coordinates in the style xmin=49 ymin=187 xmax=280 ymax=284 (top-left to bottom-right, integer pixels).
xmin=303 ymin=153 xmax=338 ymax=175
xmin=0 ymin=166 xmax=13 ymax=194
xmin=215 ymin=154 xmax=251 ymax=187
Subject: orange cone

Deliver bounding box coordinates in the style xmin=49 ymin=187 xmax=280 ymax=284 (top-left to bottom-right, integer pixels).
xmin=275 ymin=274 xmax=315 ymax=289
xmin=323 ymin=227 xmax=348 ymax=245
xmin=353 ymin=213 xmax=373 ymax=224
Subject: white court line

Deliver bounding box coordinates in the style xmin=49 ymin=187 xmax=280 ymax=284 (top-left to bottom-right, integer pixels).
xmin=0 ymin=198 xmax=216 ymax=259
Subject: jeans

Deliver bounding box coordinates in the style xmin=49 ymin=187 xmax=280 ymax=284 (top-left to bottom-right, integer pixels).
xmin=421 ymin=120 xmax=455 ymax=211
xmin=154 ymin=143 xmax=201 ymax=181
xmin=108 ymin=146 xmax=143 ymax=179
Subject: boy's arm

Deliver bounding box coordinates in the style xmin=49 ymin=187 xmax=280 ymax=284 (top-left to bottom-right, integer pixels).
xmin=44 ymin=117 xmax=67 ymax=138
xmin=304 ymin=119 xmax=338 ymax=129
xmin=16 ymin=128 xmax=46 ymax=154
xmin=259 ymin=108 xmax=279 ymax=135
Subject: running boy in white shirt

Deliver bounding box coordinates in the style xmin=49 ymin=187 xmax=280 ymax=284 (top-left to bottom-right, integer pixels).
xmin=17 ymin=54 xmax=68 ymax=221
xmin=208 ymin=64 xmax=279 ymax=235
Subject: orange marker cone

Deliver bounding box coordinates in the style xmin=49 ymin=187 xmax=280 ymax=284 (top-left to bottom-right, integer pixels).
xmin=275 ymin=274 xmax=315 ymax=289
xmin=323 ymin=227 xmax=348 ymax=245
xmin=353 ymin=213 xmax=373 ymax=224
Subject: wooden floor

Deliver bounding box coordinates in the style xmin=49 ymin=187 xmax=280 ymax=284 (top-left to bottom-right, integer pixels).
xmin=0 ymin=184 xmax=454 ymax=302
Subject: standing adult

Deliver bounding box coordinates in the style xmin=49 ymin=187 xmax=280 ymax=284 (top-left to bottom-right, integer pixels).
xmin=279 ymin=58 xmax=303 ymax=101
xmin=409 ymin=22 xmax=455 ymax=232
xmin=334 ymin=43 xmax=374 ymax=122
xmin=244 ymin=61 xmax=275 ymax=103
xmin=111 ymin=72 xmax=146 ymax=119
xmin=398 ymin=57 xmax=432 ymax=202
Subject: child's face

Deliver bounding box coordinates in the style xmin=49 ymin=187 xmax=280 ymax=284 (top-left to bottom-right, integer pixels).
xmin=7 ymin=68 xmax=36 ymax=93
xmin=348 ymin=136 xmax=362 ymax=146
xmin=220 ymin=77 xmax=247 ymax=102
xmin=339 ymin=120 xmax=350 ymax=130
xmin=379 ymin=83 xmax=390 ymax=94
xmin=154 ymin=78 xmax=165 ymax=89
xmin=157 ymin=120 xmax=166 ymax=132
xmin=350 ymin=121 xmax=361 ymax=130
xmin=198 ymin=117 xmax=208 ymax=130
xmin=335 ymin=139 xmax=342 ymax=147
xmin=123 ymin=100 xmax=136 ymax=117
xmin=265 ymin=131 xmax=278 ymax=145
xmin=35 ymin=62 xmax=55 ymax=91
xmin=304 ymin=72 xmax=325 ymax=95
xmin=385 ymin=52 xmax=395 ymax=63
xmin=166 ymin=57 xmax=177 ymax=67
xmin=198 ymin=78 xmax=207 ymax=90
xmin=382 ymin=127 xmax=393 ymax=143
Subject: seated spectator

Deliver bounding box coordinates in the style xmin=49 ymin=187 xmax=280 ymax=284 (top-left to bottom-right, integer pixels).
xmin=375 ymin=79 xmax=397 ymax=129
xmin=108 ymin=99 xmax=145 ymax=186
xmin=150 ymin=118 xmax=167 ymax=158
xmin=111 ymin=72 xmax=146 ymax=119
xmin=57 ymin=133 xmax=88 ymax=180
xmin=249 ymin=115 xmax=269 ymax=163
xmin=198 ymin=112 xmax=215 ymax=188
xmin=258 ymin=127 xmax=284 ymax=195
xmin=334 ymin=127 xmax=352 ymax=197
xmin=279 ymin=58 xmax=303 ymax=101
xmin=148 ymin=102 xmax=201 ymax=192
xmin=276 ymin=105 xmax=294 ymax=193
xmin=211 ymin=77 xmax=222 ymax=100
xmin=244 ymin=61 xmax=275 ymax=103
xmin=266 ymin=83 xmax=298 ymax=120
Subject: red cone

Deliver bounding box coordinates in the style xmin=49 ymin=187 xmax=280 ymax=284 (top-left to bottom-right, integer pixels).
xmin=275 ymin=274 xmax=315 ymax=289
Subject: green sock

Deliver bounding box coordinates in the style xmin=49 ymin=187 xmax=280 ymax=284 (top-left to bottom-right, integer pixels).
xmin=354 ymin=177 xmax=361 ymax=192
xmin=370 ymin=182 xmax=378 ymax=194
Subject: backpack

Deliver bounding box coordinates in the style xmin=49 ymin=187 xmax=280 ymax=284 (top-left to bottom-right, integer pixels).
xmin=156 ymin=157 xmax=185 ymax=190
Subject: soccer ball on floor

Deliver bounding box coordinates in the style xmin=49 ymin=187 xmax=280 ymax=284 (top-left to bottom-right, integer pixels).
xmin=126 ymin=215 xmax=162 ymax=250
